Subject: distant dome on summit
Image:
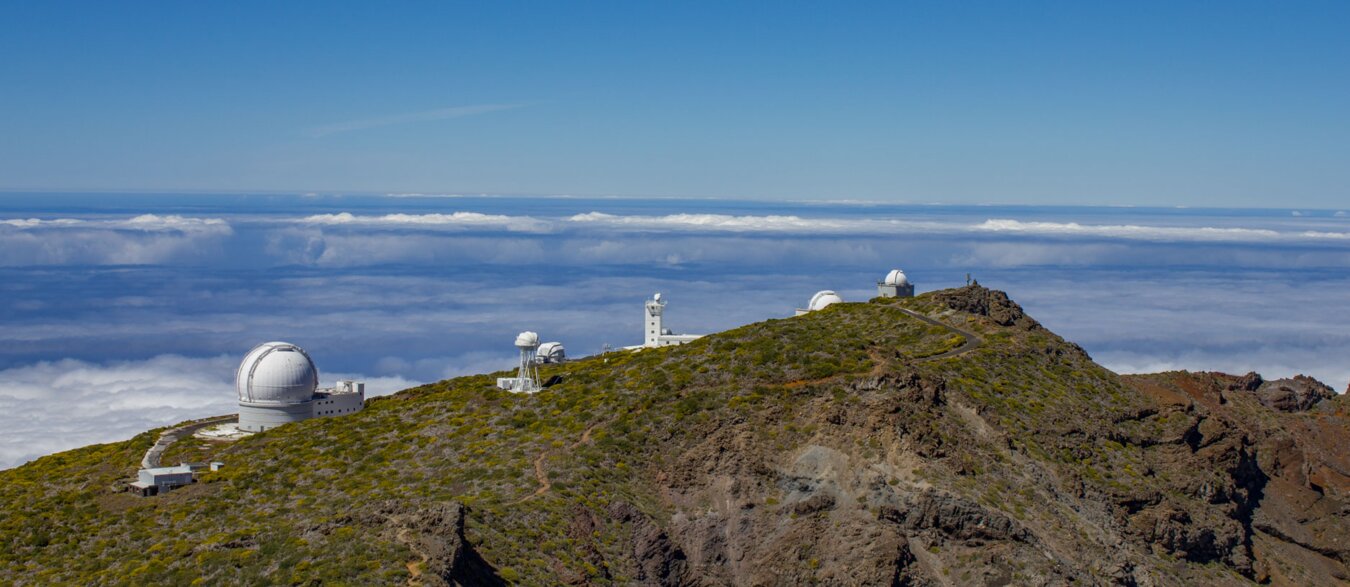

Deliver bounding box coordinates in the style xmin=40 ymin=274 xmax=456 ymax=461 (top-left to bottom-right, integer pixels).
xmin=236 ymin=342 xmax=319 ymax=404
xmin=883 ymin=269 xmax=910 ymax=286
xmin=808 ymin=290 xmax=844 ymax=311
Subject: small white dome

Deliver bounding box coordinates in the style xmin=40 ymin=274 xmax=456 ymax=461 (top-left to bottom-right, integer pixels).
xmin=515 ymin=331 xmax=540 ymax=348
xmin=808 ymin=290 xmax=844 ymax=311
xmin=237 ymin=342 xmax=318 ymax=404
xmin=884 ymin=269 xmax=910 ymax=286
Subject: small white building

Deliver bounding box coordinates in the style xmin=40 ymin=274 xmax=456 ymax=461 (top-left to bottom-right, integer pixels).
xmin=877 ymin=269 xmax=915 ymax=298
xmin=130 ymin=465 xmax=194 ymax=497
xmin=796 ymin=290 xmax=845 ymax=316
xmin=643 ymin=293 xmax=703 ymax=348
xmin=236 ymin=342 xmax=365 ymax=433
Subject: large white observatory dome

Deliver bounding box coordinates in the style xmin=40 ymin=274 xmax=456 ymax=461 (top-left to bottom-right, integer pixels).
xmin=808 ymin=290 xmax=844 ymax=311
xmin=883 ymin=269 xmax=910 ymax=286
xmin=236 ymin=342 xmax=319 ymax=404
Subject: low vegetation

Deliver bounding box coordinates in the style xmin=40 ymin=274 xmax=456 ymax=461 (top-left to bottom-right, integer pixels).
xmin=2 ymin=286 xmax=1345 ymax=585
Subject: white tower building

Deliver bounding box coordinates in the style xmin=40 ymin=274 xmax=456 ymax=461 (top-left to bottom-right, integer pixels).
xmin=877 ymin=269 xmax=915 ymax=298
xmin=236 ymin=341 xmax=364 ymax=432
xmin=641 ymin=293 xmax=703 ymax=348
xmin=645 ymin=293 xmax=665 ymax=348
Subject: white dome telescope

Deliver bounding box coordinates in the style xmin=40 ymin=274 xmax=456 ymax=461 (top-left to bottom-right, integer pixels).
xmin=808 ymin=290 xmax=844 ymax=311
xmin=883 ymin=269 xmax=910 ymax=286
xmin=237 ymin=342 xmax=319 ymax=404
xmin=537 ymin=341 xmax=565 ymax=363
xmin=515 ymin=331 xmax=540 ymax=349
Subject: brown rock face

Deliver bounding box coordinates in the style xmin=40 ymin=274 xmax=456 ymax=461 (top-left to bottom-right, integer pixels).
xmin=606 ymin=501 xmax=694 ymax=586
xmin=567 ymin=293 xmax=1350 ymax=587
xmin=304 ymin=501 xmax=505 ymax=587
xmin=931 ymin=285 xmax=1040 ymax=329
xmin=1250 ymin=375 xmax=1336 ymax=412
xmin=1229 ymin=371 xmax=1264 ymax=392
xmin=1124 ymin=371 xmax=1350 ymax=585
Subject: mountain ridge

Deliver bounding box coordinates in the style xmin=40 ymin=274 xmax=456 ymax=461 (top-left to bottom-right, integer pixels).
xmin=2 ymin=285 xmax=1347 ymax=586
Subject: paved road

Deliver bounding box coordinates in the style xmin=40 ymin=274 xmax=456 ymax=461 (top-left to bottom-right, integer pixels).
xmin=896 ymin=307 xmax=983 ymax=361
xmin=140 ymin=414 xmax=237 ymax=469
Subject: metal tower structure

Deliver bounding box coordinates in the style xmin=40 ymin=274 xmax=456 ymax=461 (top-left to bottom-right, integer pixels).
xmin=512 ymin=331 xmax=541 ymax=393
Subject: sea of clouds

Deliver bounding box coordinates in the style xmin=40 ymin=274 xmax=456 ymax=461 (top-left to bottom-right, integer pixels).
xmin=1 ymin=194 xmax=1347 ymax=469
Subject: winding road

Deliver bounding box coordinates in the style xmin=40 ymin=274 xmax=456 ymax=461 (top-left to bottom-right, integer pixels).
xmin=140 ymin=414 xmax=237 ymax=469
xmin=895 ymin=307 xmax=983 ymax=361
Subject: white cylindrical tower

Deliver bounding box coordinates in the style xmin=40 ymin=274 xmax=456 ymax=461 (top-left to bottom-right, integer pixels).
xmin=645 ymin=293 xmax=665 ymax=348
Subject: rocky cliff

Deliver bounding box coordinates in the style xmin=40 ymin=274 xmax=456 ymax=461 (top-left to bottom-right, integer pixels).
xmin=2 ymin=286 xmax=1347 ymax=586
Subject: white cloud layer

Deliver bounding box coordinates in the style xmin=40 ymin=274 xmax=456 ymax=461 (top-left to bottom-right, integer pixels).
xmin=0 ymin=214 xmax=233 ymax=266
xmin=298 ymin=211 xmax=550 ymax=232
xmin=561 ymin=212 xmax=1350 ymax=242
xmin=0 ymin=214 xmax=229 ymax=231
xmin=567 ymin=211 xmax=916 ymax=233
xmin=0 ymin=355 xmax=236 ymax=469
xmin=970 ymin=219 xmax=1284 ymax=241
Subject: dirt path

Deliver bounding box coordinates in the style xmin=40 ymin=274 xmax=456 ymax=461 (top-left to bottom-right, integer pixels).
xmin=397 ymin=527 xmax=429 ymax=586
xmin=523 ymin=451 xmax=552 ymax=502
xmin=514 ymin=421 xmax=603 ymax=504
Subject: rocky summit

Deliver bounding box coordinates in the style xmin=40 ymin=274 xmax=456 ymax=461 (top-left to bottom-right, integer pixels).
xmin=2 ymin=286 xmax=1348 ymax=586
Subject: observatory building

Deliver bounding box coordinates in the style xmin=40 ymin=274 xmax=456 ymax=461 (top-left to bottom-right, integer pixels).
xmin=644 ymin=293 xmax=704 ymax=348
xmin=236 ymin=341 xmax=365 ymax=433
xmin=877 ymin=269 xmax=915 ymax=298
xmin=796 ymin=290 xmax=845 ymax=316
xmin=536 ymin=341 xmax=566 ymax=364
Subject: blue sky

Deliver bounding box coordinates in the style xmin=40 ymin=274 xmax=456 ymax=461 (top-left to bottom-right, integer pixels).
xmin=3 ymin=2 xmax=1348 ymax=206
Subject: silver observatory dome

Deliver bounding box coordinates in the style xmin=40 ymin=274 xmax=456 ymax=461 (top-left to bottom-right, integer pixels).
xmin=236 ymin=341 xmax=319 ymax=403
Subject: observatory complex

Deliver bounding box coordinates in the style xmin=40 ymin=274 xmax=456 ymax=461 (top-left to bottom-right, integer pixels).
xmin=236 ymin=341 xmax=365 ymax=432
xmin=496 ymin=332 xmax=567 ymax=393
xmin=494 ymin=270 xmax=913 ymax=393
xmin=796 ymin=269 xmax=915 ymax=315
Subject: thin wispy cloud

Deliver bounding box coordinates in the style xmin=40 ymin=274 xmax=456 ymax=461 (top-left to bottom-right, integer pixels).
xmin=306 ymin=103 xmax=523 ymax=137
